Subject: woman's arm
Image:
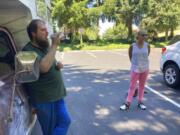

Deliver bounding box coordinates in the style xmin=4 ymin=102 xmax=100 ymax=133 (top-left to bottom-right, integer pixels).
xmin=148 ymin=44 xmax=151 ymax=56
xmin=128 ymin=45 xmax=133 ymax=61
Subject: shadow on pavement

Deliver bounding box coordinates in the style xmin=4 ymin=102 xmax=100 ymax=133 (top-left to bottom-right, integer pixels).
xmin=62 ymin=64 xmax=180 ymax=135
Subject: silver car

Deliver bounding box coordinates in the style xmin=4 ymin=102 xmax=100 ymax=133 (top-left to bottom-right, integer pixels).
xmin=160 ymin=41 xmax=180 ymax=88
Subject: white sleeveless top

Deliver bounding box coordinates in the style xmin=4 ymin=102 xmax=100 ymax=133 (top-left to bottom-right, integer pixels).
xmin=131 ymin=42 xmax=149 ymax=73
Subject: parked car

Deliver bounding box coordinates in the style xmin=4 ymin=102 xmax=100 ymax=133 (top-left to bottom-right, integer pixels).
xmin=160 ymin=41 xmax=180 ymax=88
xmin=0 ymin=0 xmax=52 ymax=134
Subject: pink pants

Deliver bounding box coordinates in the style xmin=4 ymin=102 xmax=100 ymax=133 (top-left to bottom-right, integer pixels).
xmin=126 ymin=70 xmax=149 ymax=103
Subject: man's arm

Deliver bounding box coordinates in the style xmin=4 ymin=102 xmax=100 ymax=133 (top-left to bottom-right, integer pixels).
xmin=39 ymin=33 xmax=60 ymax=73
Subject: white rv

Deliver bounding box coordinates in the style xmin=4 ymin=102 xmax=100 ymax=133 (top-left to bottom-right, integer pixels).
xmin=0 ymin=0 xmax=53 ymax=134
xmin=0 ymin=0 xmax=53 ymax=50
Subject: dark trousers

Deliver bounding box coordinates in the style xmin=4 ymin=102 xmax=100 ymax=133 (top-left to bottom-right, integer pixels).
xmin=32 ymin=99 xmax=71 ymax=135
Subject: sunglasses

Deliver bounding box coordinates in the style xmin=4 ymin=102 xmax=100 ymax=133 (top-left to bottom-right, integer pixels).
xmin=141 ymin=34 xmax=148 ymax=37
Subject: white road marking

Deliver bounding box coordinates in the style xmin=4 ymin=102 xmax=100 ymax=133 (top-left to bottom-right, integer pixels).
xmin=145 ymin=85 xmax=180 ymax=109
xmin=114 ymin=53 xmax=128 ymax=56
xmin=86 ymin=52 xmax=97 ymax=58
xmin=109 ymin=51 xmax=128 ymax=56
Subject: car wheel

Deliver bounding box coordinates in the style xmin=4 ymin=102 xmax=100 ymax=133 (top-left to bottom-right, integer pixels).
xmin=163 ymin=64 xmax=180 ymax=88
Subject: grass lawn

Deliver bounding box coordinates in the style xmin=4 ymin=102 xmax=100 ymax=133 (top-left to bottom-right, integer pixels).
xmin=58 ymin=42 xmax=130 ymax=51
xmin=58 ymin=40 xmax=168 ymax=52
xmin=158 ymin=29 xmax=180 ymax=37
xmin=58 ymin=29 xmax=180 ymax=52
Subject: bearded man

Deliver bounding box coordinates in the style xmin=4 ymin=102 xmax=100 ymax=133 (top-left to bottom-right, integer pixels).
xmin=23 ymin=19 xmax=71 ymax=135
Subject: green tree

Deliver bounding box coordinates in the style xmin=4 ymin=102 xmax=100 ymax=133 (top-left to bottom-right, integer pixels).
xmin=52 ymin=0 xmax=105 ymax=42
xmin=103 ymin=23 xmax=128 ymax=40
xmin=36 ymin=0 xmax=47 ymax=20
xmin=141 ymin=0 xmax=180 ymax=41
xmin=52 ymin=0 xmax=90 ymax=41
xmin=102 ymin=0 xmax=149 ymax=38
xmin=52 ymin=0 xmax=180 ymax=42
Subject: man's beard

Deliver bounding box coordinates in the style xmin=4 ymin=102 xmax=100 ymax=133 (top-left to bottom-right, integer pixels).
xmin=35 ymin=37 xmax=49 ymax=49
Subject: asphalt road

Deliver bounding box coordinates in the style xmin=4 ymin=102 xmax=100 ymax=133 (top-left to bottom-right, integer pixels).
xmin=59 ymin=48 xmax=180 ymax=135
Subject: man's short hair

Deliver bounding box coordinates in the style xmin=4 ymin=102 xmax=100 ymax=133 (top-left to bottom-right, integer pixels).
xmin=27 ymin=19 xmax=45 ymax=40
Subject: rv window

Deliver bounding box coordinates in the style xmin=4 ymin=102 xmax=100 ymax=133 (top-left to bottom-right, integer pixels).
xmin=0 ymin=31 xmax=14 ymax=63
xmin=47 ymin=7 xmax=52 ymax=25
xmin=0 ymin=39 xmax=10 ymax=58
xmin=0 ymin=31 xmax=14 ymax=76
xmin=36 ymin=0 xmax=47 ymax=20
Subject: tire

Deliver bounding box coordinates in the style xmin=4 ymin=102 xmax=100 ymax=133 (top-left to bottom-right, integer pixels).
xmin=163 ymin=64 xmax=180 ymax=88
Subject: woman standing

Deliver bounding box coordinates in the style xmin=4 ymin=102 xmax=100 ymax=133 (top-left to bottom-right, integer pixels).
xmin=120 ymin=29 xmax=150 ymax=110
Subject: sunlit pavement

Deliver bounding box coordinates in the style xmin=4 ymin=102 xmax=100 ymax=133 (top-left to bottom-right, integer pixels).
xmin=60 ymin=49 xmax=180 ymax=135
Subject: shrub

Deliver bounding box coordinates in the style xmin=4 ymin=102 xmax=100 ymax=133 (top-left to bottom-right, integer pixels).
xmin=83 ymin=27 xmax=99 ymax=41
xmin=102 ymin=23 xmax=128 ymax=40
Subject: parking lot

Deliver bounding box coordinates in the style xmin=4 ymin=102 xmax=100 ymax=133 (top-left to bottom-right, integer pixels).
xmin=59 ymin=48 xmax=180 ymax=135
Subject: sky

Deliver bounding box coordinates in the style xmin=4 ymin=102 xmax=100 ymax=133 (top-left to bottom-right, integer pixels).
xmin=99 ymin=19 xmax=114 ymax=37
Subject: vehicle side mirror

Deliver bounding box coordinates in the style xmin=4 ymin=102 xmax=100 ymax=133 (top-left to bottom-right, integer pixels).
xmin=15 ymin=51 xmax=39 ymax=83
xmin=7 ymin=52 xmax=40 ymax=122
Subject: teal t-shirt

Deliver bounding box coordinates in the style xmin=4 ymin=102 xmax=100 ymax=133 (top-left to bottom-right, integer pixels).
xmin=22 ymin=42 xmax=66 ymax=103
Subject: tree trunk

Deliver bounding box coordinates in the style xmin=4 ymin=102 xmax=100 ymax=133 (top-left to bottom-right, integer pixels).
xmin=96 ymin=0 xmax=99 ymax=6
xmin=127 ymin=18 xmax=133 ymax=38
xmin=97 ymin=18 xmax=100 ymax=40
xmin=170 ymin=26 xmax=174 ymax=38
xmin=165 ymin=29 xmax=169 ymax=41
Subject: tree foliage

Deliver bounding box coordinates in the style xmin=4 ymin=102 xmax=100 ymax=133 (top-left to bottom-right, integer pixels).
xmin=141 ymin=0 xmax=180 ymax=40
xmin=52 ymin=0 xmax=89 ymax=28
xmin=51 ymin=0 xmax=180 ymax=42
